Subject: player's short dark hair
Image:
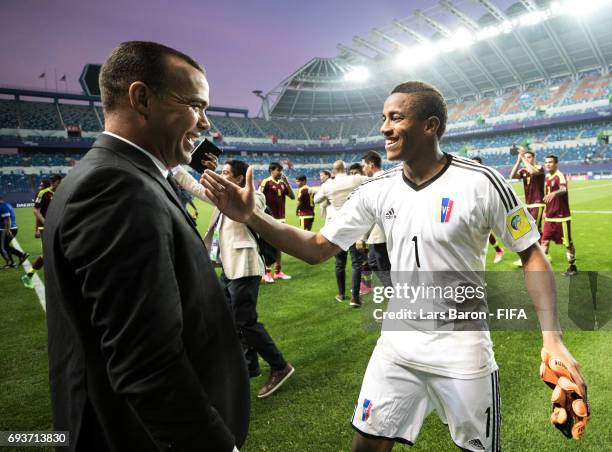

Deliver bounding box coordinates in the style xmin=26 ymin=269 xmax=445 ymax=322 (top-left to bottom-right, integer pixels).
xmin=391 ymin=81 xmax=448 ymax=139
xmin=349 ymin=163 xmax=363 ymax=174
xmin=225 ymin=159 xmax=249 ymax=179
xmin=545 ymin=155 xmax=559 ymax=163
xmin=269 ymin=162 xmax=283 ymax=172
xmin=362 ymin=150 xmax=382 ymax=168
xmin=296 ymin=174 xmax=307 ymax=182
xmin=320 ymin=170 xmax=331 ymax=178
xmin=99 ymin=41 xmax=205 ymax=112
xmin=471 ymin=156 xmax=482 ymax=164
xmin=50 ymin=175 xmax=63 ymax=183
xmin=523 ymin=150 xmax=535 ymax=157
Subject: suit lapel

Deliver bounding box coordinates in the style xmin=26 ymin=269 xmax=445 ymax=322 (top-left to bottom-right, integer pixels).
xmin=92 ymin=134 xmax=203 ymax=240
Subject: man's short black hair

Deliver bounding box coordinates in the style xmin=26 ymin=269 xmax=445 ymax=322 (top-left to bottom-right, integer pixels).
xmin=225 ymin=160 xmax=249 ymax=179
xmin=471 ymin=156 xmax=483 ymax=164
xmin=362 ymin=150 xmax=382 ymax=168
xmin=269 ymin=162 xmax=283 ymax=172
xmin=524 ymin=150 xmax=535 ymax=158
xmin=320 ymin=170 xmax=331 ymax=178
xmin=545 ymin=155 xmax=559 ymax=163
xmin=391 ymin=81 xmax=448 ymax=139
xmin=99 ymin=41 xmax=205 ymax=113
xmin=50 ymin=175 xmax=63 ymax=183
xmin=349 ymin=163 xmax=363 ymax=174
xmin=296 ymin=175 xmax=307 ymax=182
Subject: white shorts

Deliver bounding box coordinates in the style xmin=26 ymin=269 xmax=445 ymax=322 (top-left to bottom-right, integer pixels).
xmin=351 ymin=346 xmax=501 ymax=451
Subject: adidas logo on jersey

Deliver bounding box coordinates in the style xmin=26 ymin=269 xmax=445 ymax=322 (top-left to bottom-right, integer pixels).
xmin=467 ymin=438 xmax=485 ymax=450
xmin=384 ymin=208 xmax=396 ymax=220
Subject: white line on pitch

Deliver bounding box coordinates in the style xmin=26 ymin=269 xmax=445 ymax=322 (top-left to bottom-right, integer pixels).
xmin=572 ymin=210 xmax=612 ymax=214
xmin=12 ymin=238 xmax=46 ymax=312
xmin=569 ymin=183 xmax=612 ymax=192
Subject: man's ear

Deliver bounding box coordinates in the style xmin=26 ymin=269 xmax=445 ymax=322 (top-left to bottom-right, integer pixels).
xmin=127 ymin=81 xmax=152 ymax=118
xmin=424 ymin=116 xmax=440 ymax=137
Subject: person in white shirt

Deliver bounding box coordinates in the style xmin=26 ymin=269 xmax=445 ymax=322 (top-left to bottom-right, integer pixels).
xmin=201 ymin=80 xmax=587 ymax=452
xmin=359 ymin=150 xmax=392 ymax=289
xmin=314 ymin=160 xmax=367 ymax=307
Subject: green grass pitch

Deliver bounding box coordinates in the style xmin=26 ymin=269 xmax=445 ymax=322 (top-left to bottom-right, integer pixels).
xmin=1 ymin=179 xmax=611 ymax=451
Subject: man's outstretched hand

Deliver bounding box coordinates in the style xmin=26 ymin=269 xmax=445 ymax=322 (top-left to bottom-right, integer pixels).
xmin=200 ymin=167 xmax=256 ymax=223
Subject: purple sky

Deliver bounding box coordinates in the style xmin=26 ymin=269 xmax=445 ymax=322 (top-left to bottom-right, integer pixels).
xmin=0 ymin=0 xmax=433 ymax=115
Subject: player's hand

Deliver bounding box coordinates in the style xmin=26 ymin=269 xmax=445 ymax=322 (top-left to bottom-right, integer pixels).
xmin=201 ymin=167 xmax=255 ymax=223
xmin=540 ymin=344 xmax=589 ymax=440
xmin=202 ymin=153 xmax=218 ymax=171
xmin=34 ymin=230 xmax=41 ymax=239
xmin=5 ymin=229 xmax=13 ymax=240
xmin=355 ymin=240 xmax=365 ymax=251
xmin=543 ymin=193 xmax=555 ymax=203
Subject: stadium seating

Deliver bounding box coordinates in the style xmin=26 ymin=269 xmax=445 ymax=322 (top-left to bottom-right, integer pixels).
xmin=19 ymin=100 xmax=63 ymax=130
xmin=0 ymin=99 xmax=20 ymax=128
xmin=58 ymin=103 xmax=102 ymax=131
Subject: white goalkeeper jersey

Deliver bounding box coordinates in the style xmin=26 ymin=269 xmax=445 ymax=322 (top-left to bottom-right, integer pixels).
xmin=320 ymin=154 xmax=540 ymax=378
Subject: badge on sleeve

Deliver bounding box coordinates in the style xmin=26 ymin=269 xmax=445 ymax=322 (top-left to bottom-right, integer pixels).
xmin=506 ymin=207 xmax=532 ymax=239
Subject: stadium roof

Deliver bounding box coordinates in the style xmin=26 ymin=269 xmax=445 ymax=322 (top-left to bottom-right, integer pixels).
xmin=266 ymin=0 xmax=612 ymax=118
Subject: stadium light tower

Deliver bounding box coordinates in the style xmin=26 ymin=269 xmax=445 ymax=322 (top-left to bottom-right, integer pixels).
xmin=252 ymin=90 xmax=271 ymax=120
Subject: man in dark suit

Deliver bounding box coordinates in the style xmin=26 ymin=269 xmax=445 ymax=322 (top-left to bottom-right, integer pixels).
xmin=43 ymin=41 xmax=249 ymax=451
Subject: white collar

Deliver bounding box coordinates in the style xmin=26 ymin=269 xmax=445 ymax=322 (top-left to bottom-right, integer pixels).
xmin=103 ymin=131 xmax=169 ymax=178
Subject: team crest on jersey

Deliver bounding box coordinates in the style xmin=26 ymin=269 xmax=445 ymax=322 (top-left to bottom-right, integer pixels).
xmin=506 ymin=207 xmax=532 ymax=239
xmin=439 ymin=197 xmax=454 ymax=223
xmin=361 ymin=399 xmax=373 ymax=422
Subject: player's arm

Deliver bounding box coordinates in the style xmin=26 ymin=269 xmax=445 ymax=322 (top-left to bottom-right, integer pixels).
xmin=521 ymin=156 xmax=543 ymax=176
xmin=518 ymin=244 xmax=586 ymax=396
xmin=2 ymin=215 xmax=13 ymax=239
xmin=281 ymin=174 xmax=295 ymax=200
xmin=249 ymin=209 xmax=339 ymax=264
xmin=509 ymin=154 xmax=523 ymax=179
xmin=543 ymin=181 xmax=567 ymax=203
xmin=33 ymin=207 xmax=45 ymax=225
xmin=313 ymin=184 xmax=327 ymax=204
xmin=173 ymin=166 xmax=213 ymax=205
xmin=201 ymin=168 xmax=340 ymax=264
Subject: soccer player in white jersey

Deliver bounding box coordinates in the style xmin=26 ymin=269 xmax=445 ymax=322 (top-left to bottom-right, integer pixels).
xmin=201 ymin=81 xmax=587 ymax=452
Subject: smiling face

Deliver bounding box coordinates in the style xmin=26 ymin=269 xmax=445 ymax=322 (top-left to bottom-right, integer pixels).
xmin=147 ymin=56 xmax=210 ymax=167
xmin=380 ymin=92 xmax=435 ymax=162
xmin=544 ymin=157 xmax=558 ymax=173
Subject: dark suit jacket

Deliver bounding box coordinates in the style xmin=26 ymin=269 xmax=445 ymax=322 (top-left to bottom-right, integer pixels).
xmin=43 ymin=134 xmax=250 ymax=451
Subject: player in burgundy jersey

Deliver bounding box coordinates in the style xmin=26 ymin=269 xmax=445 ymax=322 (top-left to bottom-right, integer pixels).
xmin=22 ymin=174 xmax=62 ymax=289
xmin=295 ymin=175 xmax=315 ymax=231
xmin=259 ymin=162 xmax=295 ymax=281
xmin=509 ymin=148 xmax=546 ymax=267
xmin=472 ymin=157 xmax=505 ymax=264
xmin=542 ymin=155 xmax=577 ymax=276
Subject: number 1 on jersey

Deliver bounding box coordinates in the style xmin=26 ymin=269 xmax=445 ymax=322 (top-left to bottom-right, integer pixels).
xmin=411 ymin=235 xmax=421 ymax=268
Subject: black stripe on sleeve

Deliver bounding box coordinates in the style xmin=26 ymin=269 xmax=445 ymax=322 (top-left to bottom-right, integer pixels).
xmin=451 ymin=161 xmax=511 ymax=212
xmin=451 ymin=157 xmax=518 ymax=211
